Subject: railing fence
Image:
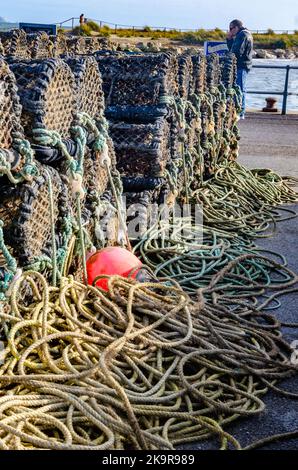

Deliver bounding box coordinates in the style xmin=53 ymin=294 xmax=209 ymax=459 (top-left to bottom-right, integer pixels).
xmin=247 ymin=64 xmax=298 ymax=115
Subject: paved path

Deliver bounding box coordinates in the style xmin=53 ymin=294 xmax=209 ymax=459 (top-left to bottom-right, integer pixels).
xmin=181 ymin=114 xmax=298 ymax=450
xmin=180 ymin=206 xmax=298 ymax=451
xmin=238 ymin=113 xmax=298 ymax=182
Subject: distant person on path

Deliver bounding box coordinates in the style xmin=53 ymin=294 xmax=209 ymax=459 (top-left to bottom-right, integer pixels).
xmin=227 ymin=19 xmax=253 ymax=118
xmin=79 ymin=14 xmax=85 ymax=26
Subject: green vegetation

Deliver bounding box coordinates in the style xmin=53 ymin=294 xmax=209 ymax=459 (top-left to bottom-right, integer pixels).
xmin=71 ymin=21 xmax=298 ymax=49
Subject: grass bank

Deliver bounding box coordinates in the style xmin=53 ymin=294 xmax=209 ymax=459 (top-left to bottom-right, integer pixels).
xmin=70 ymin=22 xmax=298 ymax=49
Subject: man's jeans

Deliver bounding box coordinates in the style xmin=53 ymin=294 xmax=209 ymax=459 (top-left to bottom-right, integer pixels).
xmin=236 ymin=69 xmax=248 ymax=117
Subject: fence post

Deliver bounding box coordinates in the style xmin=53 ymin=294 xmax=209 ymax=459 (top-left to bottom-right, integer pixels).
xmin=282 ymin=65 xmax=290 ymax=115
xmin=72 ymin=18 xmax=74 ymax=30
xmin=115 ymin=24 xmax=117 ymax=33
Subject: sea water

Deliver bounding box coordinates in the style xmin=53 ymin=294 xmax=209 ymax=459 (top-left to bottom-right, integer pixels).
xmin=246 ymin=59 xmax=298 ymax=112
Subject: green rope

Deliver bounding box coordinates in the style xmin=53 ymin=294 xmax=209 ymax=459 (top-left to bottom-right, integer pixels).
xmin=45 ymin=169 xmax=57 ymax=287
xmin=0 ymin=220 xmax=18 ymax=300
xmin=0 ymin=138 xmax=37 ymax=184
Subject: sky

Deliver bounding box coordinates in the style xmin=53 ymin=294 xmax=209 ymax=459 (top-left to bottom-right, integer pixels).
xmin=0 ymin=0 xmax=298 ymax=31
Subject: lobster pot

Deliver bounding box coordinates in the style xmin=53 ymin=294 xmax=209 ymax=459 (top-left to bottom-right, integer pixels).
xmin=230 ymin=124 xmax=240 ymax=161
xmin=97 ymin=37 xmax=115 ymax=50
xmin=0 ymin=163 xmax=69 ymax=266
xmin=178 ymin=54 xmax=194 ymax=99
xmin=0 ymin=58 xmax=31 ymax=180
xmin=122 ymin=176 xmax=165 ymax=192
xmin=0 ymin=59 xmax=24 ymax=150
xmin=191 ymin=53 xmax=206 ymax=95
xmin=83 ymin=188 xmax=121 ymax=251
xmin=185 ymin=117 xmax=201 ymax=177
xmin=109 ymin=118 xmax=174 ymax=177
xmin=82 ymin=137 xmax=116 ymax=211
xmin=71 ymin=186 xmax=122 ymax=282
xmin=213 ymin=98 xmax=226 ymax=141
xmin=65 ymin=56 xmax=105 ymax=119
xmin=0 ymin=30 xmax=30 ymax=59
xmin=60 ymin=136 xmax=117 ymax=238
xmin=220 ymin=53 xmax=237 ymax=89
xmin=84 ymin=146 xmax=108 ymax=198
xmin=66 ymin=36 xmax=86 ymax=56
xmin=213 ymin=95 xmax=237 ymax=165
xmin=97 ymin=53 xmax=179 ymax=120
xmin=49 ymin=34 xmax=68 ymax=57
xmin=27 ymin=32 xmax=52 ymax=59
xmin=225 ymin=103 xmax=240 ymax=163
xmin=9 ymin=59 xmax=77 ymax=140
xmin=206 ymin=53 xmax=220 ymax=91
xmin=200 ymin=98 xmax=216 ymax=178
xmin=124 ymin=184 xmax=176 ymax=239
xmin=84 ymin=37 xmax=100 ymax=54
xmin=225 ymin=95 xmax=237 ymax=131
xmin=185 ymin=115 xmax=200 ymax=151
xmin=124 ymin=189 xmax=160 ymax=239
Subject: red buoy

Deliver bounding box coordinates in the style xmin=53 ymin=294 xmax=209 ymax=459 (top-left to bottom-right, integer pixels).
xmin=86 ymin=246 xmax=142 ymax=291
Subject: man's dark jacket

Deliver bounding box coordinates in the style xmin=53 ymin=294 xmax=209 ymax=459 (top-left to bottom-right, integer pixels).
xmin=227 ymin=28 xmax=253 ymax=71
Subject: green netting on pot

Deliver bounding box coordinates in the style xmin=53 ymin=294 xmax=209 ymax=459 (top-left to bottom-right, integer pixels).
xmin=9 ymin=58 xmax=77 ymax=140
xmin=0 ymin=162 xmax=70 ymax=267
xmin=0 ymin=58 xmax=37 ymax=184
xmin=65 ymin=136 xmax=116 ymax=220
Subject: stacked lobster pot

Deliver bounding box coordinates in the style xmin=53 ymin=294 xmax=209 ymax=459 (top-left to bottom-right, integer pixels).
xmin=2 ymin=56 xmax=120 ymax=285
xmin=65 ymin=56 xmax=121 ymax=248
xmin=219 ymin=52 xmax=241 ymax=162
xmin=84 ymin=37 xmax=102 ymax=55
xmin=49 ymin=34 xmax=68 ymax=57
xmin=26 ymin=32 xmax=53 ymax=59
xmin=0 ymin=57 xmax=64 ymax=301
xmin=97 ymin=52 xmax=183 ymax=237
xmin=66 ymin=36 xmax=87 ymax=56
xmin=200 ymin=53 xmax=221 ymax=178
xmin=177 ymin=53 xmax=206 ymax=195
xmin=0 ymin=30 xmax=115 ymax=60
xmin=194 ymin=52 xmax=240 ymax=178
xmin=0 ymin=29 xmax=30 ymax=60
xmin=188 ymin=53 xmax=207 ymax=187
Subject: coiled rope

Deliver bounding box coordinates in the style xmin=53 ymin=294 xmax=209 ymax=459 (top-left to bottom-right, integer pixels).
xmin=0 ymin=255 xmax=297 ymax=450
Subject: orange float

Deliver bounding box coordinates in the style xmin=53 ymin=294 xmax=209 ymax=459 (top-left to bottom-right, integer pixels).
xmin=86 ymin=246 xmax=143 ymax=291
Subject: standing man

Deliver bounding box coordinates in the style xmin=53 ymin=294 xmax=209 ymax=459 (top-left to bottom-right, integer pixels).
xmin=227 ymin=19 xmax=253 ymax=118
xmin=79 ymin=14 xmax=85 ymax=26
